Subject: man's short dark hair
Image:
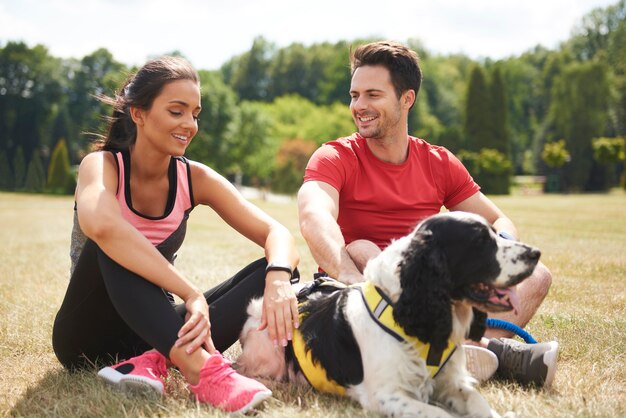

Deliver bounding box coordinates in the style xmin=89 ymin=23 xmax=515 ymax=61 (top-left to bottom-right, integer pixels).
xmin=350 ymin=41 xmax=422 ymax=103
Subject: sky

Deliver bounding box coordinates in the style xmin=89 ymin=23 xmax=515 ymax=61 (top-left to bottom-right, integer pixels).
xmin=0 ymin=0 xmax=618 ymax=71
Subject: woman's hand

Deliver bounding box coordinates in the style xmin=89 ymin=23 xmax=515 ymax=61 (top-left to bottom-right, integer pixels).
xmin=259 ymin=271 xmax=299 ymax=347
xmin=175 ymin=293 xmax=216 ymax=354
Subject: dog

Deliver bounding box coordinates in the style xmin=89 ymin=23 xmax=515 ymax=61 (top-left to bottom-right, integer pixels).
xmin=237 ymin=211 xmax=540 ymax=417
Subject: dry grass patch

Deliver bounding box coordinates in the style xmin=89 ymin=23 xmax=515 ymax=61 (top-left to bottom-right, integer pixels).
xmin=1 ymin=191 xmax=624 ymax=417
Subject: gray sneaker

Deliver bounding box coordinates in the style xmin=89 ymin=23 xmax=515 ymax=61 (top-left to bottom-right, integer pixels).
xmin=488 ymin=338 xmax=558 ymax=388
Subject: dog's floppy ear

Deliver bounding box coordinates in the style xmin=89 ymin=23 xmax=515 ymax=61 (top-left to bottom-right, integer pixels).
xmin=393 ymin=229 xmax=452 ymax=353
xmin=468 ymin=308 xmax=487 ymax=342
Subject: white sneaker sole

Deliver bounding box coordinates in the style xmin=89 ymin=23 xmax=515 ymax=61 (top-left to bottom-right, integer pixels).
xmin=464 ymin=345 xmax=499 ymax=382
xmin=232 ymin=389 xmax=273 ymax=414
xmin=98 ymin=366 xmax=164 ymax=395
xmin=542 ymin=341 xmax=559 ymax=388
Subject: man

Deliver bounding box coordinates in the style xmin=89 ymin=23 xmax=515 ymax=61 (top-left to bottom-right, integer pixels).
xmin=297 ymin=41 xmax=558 ymax=387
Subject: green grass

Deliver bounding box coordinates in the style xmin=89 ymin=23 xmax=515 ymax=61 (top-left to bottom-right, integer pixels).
xmin=1 ymin=190 xmax=625 ymax=417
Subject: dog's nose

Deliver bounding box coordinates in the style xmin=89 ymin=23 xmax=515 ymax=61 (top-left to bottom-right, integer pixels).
xmin=523 ymin=247 xmax=541 ymax=262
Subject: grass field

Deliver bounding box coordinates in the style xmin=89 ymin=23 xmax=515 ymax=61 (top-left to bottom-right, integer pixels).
xmin=1 ymin=190 xmax=625 ymax=417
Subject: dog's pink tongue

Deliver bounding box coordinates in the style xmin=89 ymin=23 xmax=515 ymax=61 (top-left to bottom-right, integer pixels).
xmin=491 ymin=287 xmax=520 ymax=314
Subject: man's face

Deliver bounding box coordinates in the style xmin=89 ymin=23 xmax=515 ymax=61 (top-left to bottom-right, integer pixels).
xmin=349 ymin=65 xmax=404 ymax=141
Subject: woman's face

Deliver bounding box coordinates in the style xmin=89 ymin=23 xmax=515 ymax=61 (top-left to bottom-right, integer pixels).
xmin=134 ymin=79 xmax=201 ymax=156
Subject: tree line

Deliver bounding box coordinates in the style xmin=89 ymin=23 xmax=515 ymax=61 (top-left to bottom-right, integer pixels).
xmin=1 ymin=0 xmax=624 ymax=195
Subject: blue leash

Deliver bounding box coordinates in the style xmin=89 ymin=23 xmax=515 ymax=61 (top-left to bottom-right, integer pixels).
xmin=486 ymin=318 xmax=537 ymax=344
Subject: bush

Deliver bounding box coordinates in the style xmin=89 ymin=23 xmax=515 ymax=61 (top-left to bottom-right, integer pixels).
xmin=457 ymin=150 xmax=481 ymax=175
xmin=478 ymin=148 xmax=513 ymax=174
xmin=541 ymin=140 xmax=571 ymax=192
xmin=591 ymin=137 xmax=626 ymax=191
xmin=46 ymin=139 xmax=75 ymax=194
xmin=271 ymin=139 xmax=317 ymax=194
xmin=457 ymin=148 xmax=512 ymax=195
xmin=542 ymin=139 xmax=570 ymax=168
xmin=592 ymin=137 xmax=625 ymax=164
xmin=24 ymin=152 xmax=46 ymax=193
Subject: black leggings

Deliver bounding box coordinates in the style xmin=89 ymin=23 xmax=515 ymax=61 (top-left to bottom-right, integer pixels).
xmin=52 ymin=239 xmax=266 ymax=371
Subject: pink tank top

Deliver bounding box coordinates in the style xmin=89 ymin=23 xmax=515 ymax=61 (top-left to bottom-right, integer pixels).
xmin=69 ymin=150 xmax=195 ymax=274
xmin=114 ymin=150 xmax=194 ymax=246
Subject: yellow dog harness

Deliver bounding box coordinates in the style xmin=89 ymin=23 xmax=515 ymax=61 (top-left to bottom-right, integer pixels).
xmin=291 ymin=279 xmax=457 ymax=395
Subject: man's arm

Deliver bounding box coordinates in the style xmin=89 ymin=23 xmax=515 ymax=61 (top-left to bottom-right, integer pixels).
xmin=297 ymin=181 xmax=364 ymax=284
xmin=450 ymin=191 xmax=518 ymax=239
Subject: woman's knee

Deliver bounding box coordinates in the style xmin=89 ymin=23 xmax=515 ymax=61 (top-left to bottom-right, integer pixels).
xmin=52 ymin=334 xmax=83 ymax=371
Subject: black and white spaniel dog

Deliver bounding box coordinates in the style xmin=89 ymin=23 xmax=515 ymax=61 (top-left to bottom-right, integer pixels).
xmin=237 ymin=212 xmax=540 ymax=417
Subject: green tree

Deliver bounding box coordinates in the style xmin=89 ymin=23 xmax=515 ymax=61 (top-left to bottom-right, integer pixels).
xmin=538 ymin=51 xmax=572 ymax=123
xmin=568 ymin=0 xmax=624 ymax=61
xmin=51 ymin=107 xmax=72 ymax=147
xmin=12 ymin=147 xmax=26 ymax=190
xmin=0 ymin=42 xmax=64 ymax=168
xmin=230 ymin=101 xmax=277 ymax=184
xmin=498 ymin=57 xmax=542 ymax=173
xmin=315 ymin=41 xmax=353 ymax=105
xmin=24 ymin=151 xmax=46 ymax=192
xmin=0 ymin=150 xmax=13 ymax=190
xmin=268 ymin=43 xmax=313 ymax=101
xmin=46 ymin=139 xmax=74 ymax=194
xmin=264 ymin=95 xmax=319 ymax=141
xmin=436 ymin=126 xmax=464 ymax=153
xmin=308 ymin=42 xmax=351 ymax=105
xmin=66 ymin=48 xmax=126 ymax=154
xmin=271 ymin=139 xmax=317 ymax=194
xmin=489 ymin=66 xmax=509 ymax=156
xmin=234 ymin=94 xmax=353 ymax=188
xmin=302 ymin=101 xmax=354 ymax=145
xmin=464 ymin=65 xmax=491 ymax=151
xmin=224 ymin=37 xmax=274 ymax=101
xmin=264 ymin=95 xmax=353 ymax=146
xmin=567 ymin=0 xmax=626 ymax=136
xmin=610 ymin=21 xmax=626 ymax=136
xmin=417 ymin=54 xmax=471 ymax=147
xmin=185 ymin=71 xmax=238 ymax=172
xmin=410 ymin=89 xmax=444 ymax=144
xmin=421 ymin=54 xmax=473 ymax=129
xmin=549 ymin=61 xmax=611 ymax=190
xmin=463 ymin=65 xmax=512 ymax=193
xmin=605 ymin=1 xmax=626 ymax=138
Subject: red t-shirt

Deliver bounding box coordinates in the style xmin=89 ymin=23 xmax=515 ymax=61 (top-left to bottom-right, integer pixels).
xmin=303 ymin=133 xmax=480 ymax=249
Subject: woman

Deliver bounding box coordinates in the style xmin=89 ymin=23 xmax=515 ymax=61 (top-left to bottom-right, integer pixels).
xmin=52 ymin=56 xmax=299 ymax=413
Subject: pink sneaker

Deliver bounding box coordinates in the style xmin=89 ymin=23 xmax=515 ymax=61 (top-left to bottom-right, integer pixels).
xmin=98 ymin=351 xmax=168 ymax=395
xmin=189 ymin=352 xmax=272 ymax=413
